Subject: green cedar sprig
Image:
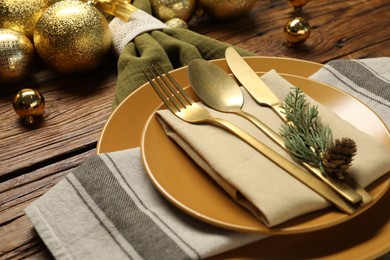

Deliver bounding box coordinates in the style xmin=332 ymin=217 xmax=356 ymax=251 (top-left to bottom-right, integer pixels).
xmin=280 ymin=87 xmax=333 ymax=173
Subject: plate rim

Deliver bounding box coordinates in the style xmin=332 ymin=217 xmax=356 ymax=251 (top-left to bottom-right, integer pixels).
xmin=140 ymin=70 xmax=389 ymax=234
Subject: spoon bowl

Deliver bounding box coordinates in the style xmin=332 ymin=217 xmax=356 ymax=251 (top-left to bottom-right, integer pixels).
xmin=187 ymin=58 xmax=286 ymax=146
xmin=187 ymin=59 xmax=244 ymax=113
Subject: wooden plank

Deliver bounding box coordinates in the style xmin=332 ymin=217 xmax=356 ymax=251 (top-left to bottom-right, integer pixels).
xmin=0 ymin=215 xmax=51 ymax=260
xmin=0 ymin=150 xmax=95 ymax=224
xmin=0 ymin=151 xmax=94 ymax=259
xmin=0 ymin=61 xmax=116 ymax=178
xmin=190 ymin=0 xmax=390 ymax=62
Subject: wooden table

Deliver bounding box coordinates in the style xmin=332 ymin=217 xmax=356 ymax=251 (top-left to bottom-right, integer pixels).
xmin=1 ymin=0 xmax=389 ymax=258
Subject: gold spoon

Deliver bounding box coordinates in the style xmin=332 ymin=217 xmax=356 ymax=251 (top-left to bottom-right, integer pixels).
xmin=187 ymin=58 xmax=362 ymax=205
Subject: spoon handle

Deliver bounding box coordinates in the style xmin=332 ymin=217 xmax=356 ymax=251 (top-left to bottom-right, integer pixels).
xmin=234 ymin=109 xmax=363 ymax=205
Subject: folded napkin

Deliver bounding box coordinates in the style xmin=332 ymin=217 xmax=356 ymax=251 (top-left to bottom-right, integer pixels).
xmin=156 ymin=69 xmax=390 ymax=227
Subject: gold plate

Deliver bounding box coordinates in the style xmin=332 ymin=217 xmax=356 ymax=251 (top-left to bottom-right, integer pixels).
xmin=97 ymin=57 xmax=390 ymax=258
xmin=141 ymin=72 xmax=389 ymax=234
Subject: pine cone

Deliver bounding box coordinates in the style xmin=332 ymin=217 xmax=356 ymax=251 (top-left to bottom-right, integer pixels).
xmin=321 ymin=138 xmax=357 ymax=180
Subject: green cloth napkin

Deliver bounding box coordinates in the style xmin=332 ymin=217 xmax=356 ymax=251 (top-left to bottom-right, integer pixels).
xmin=113 ymin=0 xmax=254 ymax=108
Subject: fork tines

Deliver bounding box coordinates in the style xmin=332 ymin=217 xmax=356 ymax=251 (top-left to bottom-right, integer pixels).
xmin=143 ymin=64 xmax=192 ymax=113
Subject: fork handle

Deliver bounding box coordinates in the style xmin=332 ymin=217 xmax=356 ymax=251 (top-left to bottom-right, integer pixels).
xmin=235 ymin=109 xmax=363 ymax=205
xmin=206 ymin=116 xmax=356 ymax=214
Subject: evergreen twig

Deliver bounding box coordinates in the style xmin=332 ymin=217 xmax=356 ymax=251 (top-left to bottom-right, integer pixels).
xmin=280 ymin=87 xmax=333 ymax=173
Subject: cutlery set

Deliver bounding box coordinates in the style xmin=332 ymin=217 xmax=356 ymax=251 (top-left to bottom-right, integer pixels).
xmin=143 ymin=47 xmax=372 ymax=216
xmin=225 ymin=48 xmax=372 ymax=205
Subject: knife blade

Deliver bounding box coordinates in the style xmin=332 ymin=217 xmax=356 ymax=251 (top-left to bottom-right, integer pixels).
xmin=225 ymin=46 xmax=373 ymax=205
xmin=225 ymin=47 xmax=286 ymax=120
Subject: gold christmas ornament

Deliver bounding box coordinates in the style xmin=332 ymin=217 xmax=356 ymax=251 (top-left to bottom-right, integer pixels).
xmin=165 ymin=18 xmax=189 ymax=29
xmin=284 ymin=17 xmax=311 ymax=45
xmin=13 ymin=88 xmax=45 ymax=125
xmin=33 ymin=0 xmax=112 ymax=74
xmin=0 ymin=0 xmax=51 ymax=39
xmin=198 ymin=0 xmax=257 ymax=20
xmin=0 ymin=29 xmax=35 ymax=84
xmin=150 ymin=0 xmax=197 ymax=22
xmin=288 ymin=0 xmax=309 ymax=12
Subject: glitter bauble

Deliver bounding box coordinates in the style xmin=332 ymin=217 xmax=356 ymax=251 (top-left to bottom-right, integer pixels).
xmin=198 ymin=0 xmax=256 ymax=20
xmin=13 ymin=88 xmax=45 ymax=125
xmin=0 ymin=0 xmax=51 ymax=38
xmin=33 ymin=0 xmax=112 ymax=74
xmin=284 ymin=17 xmax=311 ymax=45
xmin=165 ymin=18 xmax=189 ymax=29
xmin=150 ymin=0 xmax=197 ymax=22
xmin=0 ymin=29 xmax=35 ymax=84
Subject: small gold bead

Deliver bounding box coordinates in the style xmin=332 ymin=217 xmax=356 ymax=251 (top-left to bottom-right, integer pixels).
xmin=284 ymin=17 xmax=311 ymax=45
xmin=13 ymin=89 xmax=45 ymax=124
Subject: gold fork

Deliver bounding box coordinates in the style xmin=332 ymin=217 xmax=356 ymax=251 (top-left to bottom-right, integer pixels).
xmin=143 ymin=63 xmax=356 ymax=215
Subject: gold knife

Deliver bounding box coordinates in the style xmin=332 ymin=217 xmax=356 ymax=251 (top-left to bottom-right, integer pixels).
xmin=225 ymin=47 xmax=286 ymax=120
xmin=225 ymin=46 xmax=372 ymax=205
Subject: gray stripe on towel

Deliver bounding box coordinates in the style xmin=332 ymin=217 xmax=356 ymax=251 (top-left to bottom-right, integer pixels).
xmin=73 ymin=155 xmax=190 ymax=260
xmin=65 ymin=175 xmax=140 ymax=259
xmin=103 ymin=153 xmax=201 ymax=259
xmin=328 ymin=60 xmax=390 ymax=102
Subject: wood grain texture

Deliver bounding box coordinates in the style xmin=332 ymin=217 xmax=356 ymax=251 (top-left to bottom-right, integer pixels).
xmin=0 ymin=0 xmax=389 ymax=259
xmin=190 ymin=0 xmax=390 ymax=60
xmin=0 ymin=59 xmax=117 ymax=179
xmin=0 ymin=151 xmax=94 ymax=259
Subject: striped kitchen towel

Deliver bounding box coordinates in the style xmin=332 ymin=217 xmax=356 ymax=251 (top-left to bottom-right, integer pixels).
xmin=24 ymin=148 xmax=265 ymax=259
xmin=24 ymin=58 xmax=390 ymax=259
xmin=309 ymin=58 xmax=390 ymax=128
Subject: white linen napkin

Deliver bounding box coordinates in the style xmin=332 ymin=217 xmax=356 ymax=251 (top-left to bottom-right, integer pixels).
xmin=24 ymin=58 xmax=390 ymax=259
xmin=156 ymin=69 xmax=390 ymax=227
